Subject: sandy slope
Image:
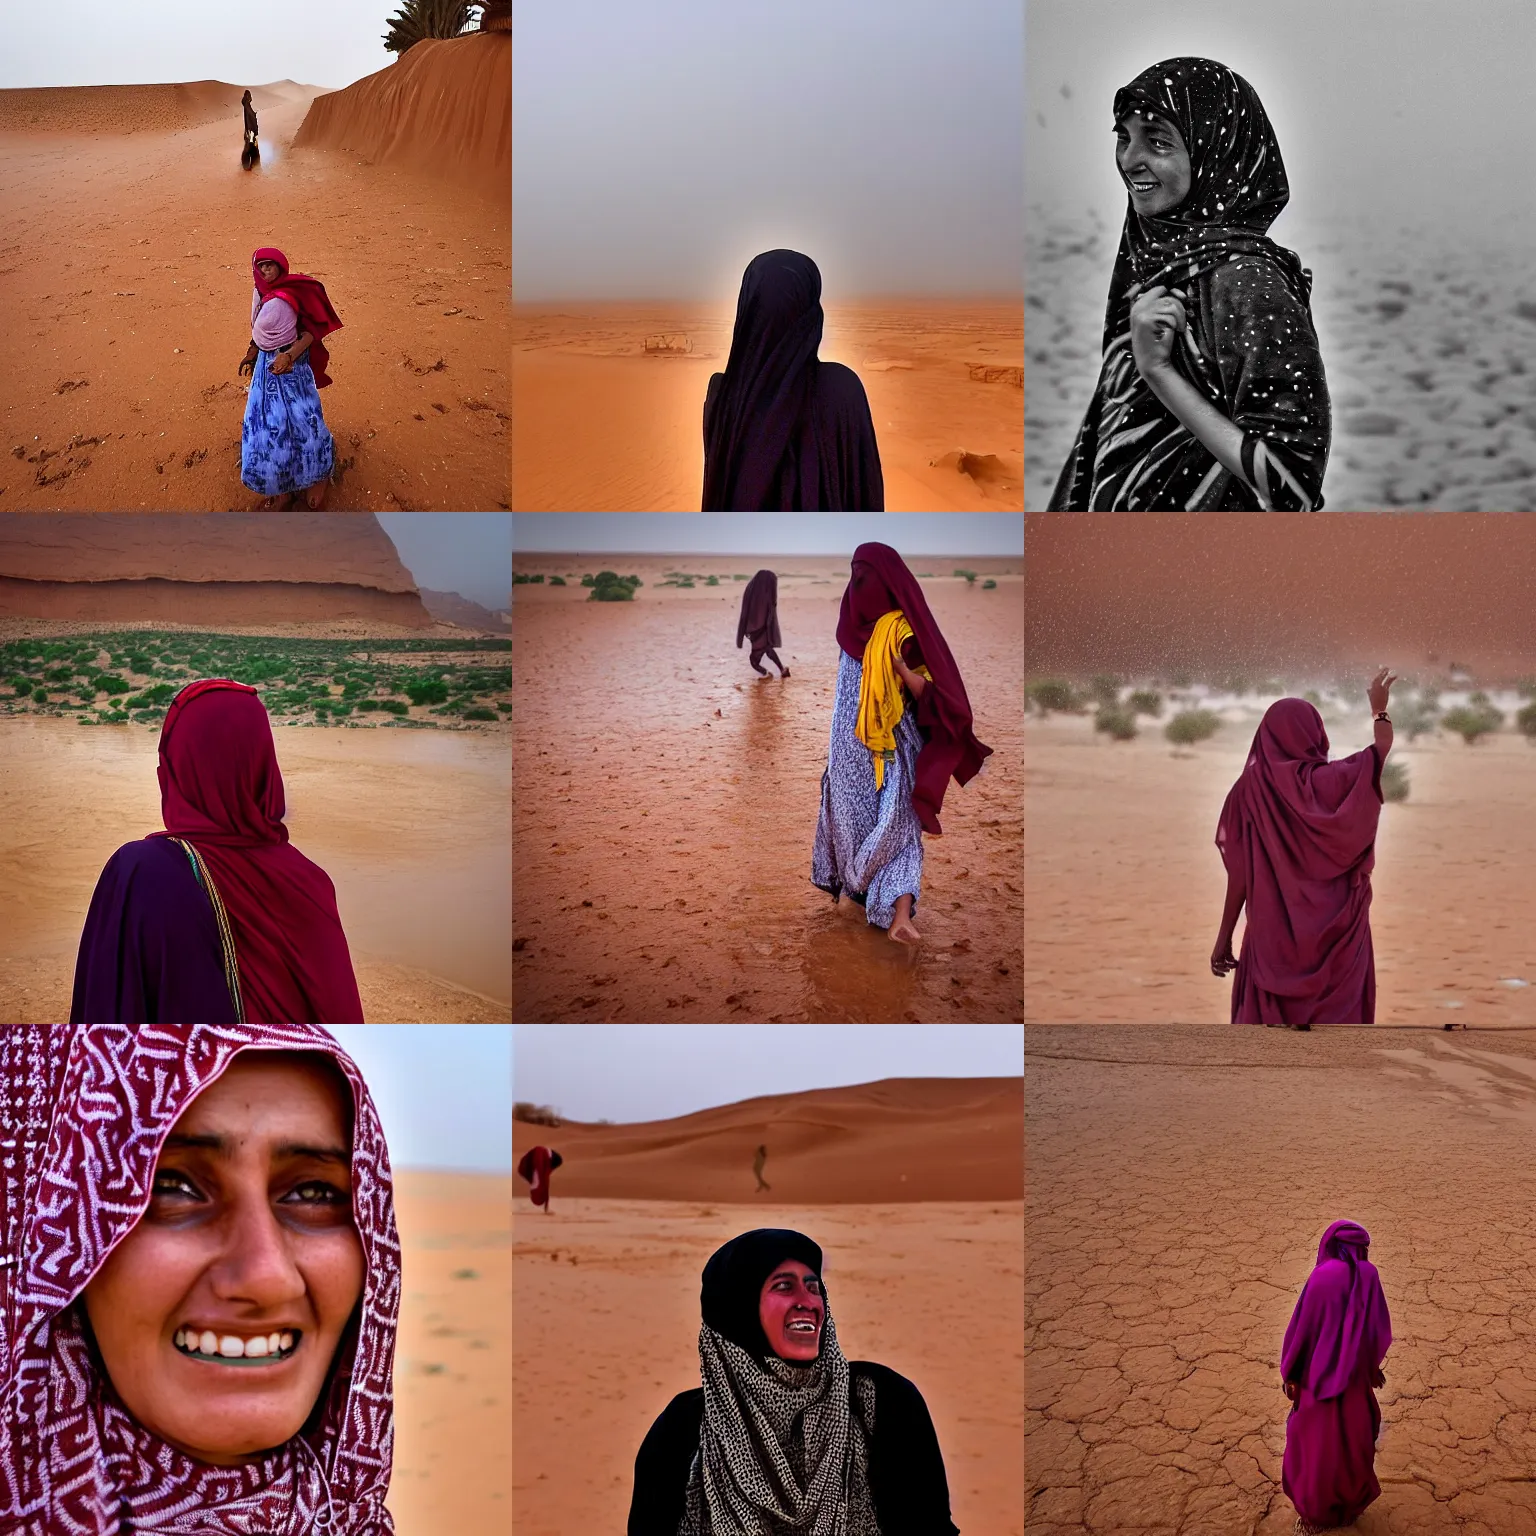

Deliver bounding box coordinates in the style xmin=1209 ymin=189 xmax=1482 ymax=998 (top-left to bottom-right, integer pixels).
xmin=513 ymin=1077 xmax=1023 ymax=1203
xmin=0 ymin=69 xmax=508 ymax=511
xmin=1028 ymin=1026 xmax=1536 ymax=1534
xmin=512 ymin=302 xmax=1022 ymax=510
xmin=511 ymin=560 xmax=1023 ymax=1023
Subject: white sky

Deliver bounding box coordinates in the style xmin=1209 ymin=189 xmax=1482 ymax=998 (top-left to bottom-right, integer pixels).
xmin=327 ymin=1025 xmax=510 ymax=1172
xmin=5 ymin=0 xmax=415 ymax=91
xmin=513 ymin=1024 xmax=1023 ymax=1123
xmin=377 ymin=513 xmax=511 ymax=611
xmin=511 ymin=513 xmax=1024 ymax=555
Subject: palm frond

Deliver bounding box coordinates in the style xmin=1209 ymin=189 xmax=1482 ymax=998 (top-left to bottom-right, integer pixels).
xmin=382 ymin=0 xmax=481 ymax=55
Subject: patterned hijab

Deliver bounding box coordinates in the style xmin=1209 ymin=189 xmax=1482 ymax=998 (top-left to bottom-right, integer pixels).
xmin=682 ymin=1229 xmax=876 ymax=1536
xmin=1049 ymin=56 xmax=1329 ymax=511
xmin=0 ymin=1026 xmax=399 ymax=1535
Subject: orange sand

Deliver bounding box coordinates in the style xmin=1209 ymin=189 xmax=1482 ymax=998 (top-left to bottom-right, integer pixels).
xmin=0 ymin=56 xmax=508 ymax=511
xmin=512 ymin=558 xmax=1023 ymax=1022
xmin=512 ymin=302 xmax=1022 ymax=510
xmin=1028 ymin=1025 xmax=1536 ymax=1533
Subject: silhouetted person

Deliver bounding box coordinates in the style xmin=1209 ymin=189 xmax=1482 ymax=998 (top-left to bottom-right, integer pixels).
xmin=240 ymin=90 xmax=260 ymax=170
xmin=518 ymin=1145 xmax=564 ymax=1212
xmin=753 ymin=1144 xmax=770 ymax=1193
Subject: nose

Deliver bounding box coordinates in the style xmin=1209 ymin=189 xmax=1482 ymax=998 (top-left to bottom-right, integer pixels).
xmin=208 ymin=1200 xmax=306 ymax=1312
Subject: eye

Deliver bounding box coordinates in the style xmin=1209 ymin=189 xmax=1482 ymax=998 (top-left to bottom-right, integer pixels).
xmin=152 ymin=1169 xmax=202 ymax=1199
xmin=284 ymin=1180 xmax=348 ymax=1206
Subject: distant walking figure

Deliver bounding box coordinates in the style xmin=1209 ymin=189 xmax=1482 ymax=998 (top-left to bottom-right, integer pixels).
xmin=752 ymin=1144 xmax=770 ymax=1193
xmin=240 ymin=90 xmax=260 ymax=169
xmin=702 ymin=250 xmax=884 ymax=510
xmin=1212 ymin=671 xmax=1395 ymax=1025
xmin=517 ymin=1145 xmax=563 ymax=1212
xmin=737 ymin=570 xmax=788 ymax=678
xmin=1049 ymin=57 xmax=1331 ymax=510
xmin=1280 ymin=1221 xmax=1392 ymax=1534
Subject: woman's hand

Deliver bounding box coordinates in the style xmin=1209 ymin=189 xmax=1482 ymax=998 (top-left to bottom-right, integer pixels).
xmin=269 ymin=351 xmax=292 ymax=376
xmin=1367 ymin=666 xmax=1397 ymax=716
xmin=1129 ymin=284 xmax=1188 ymax=378
xmin=1211 ymin=934 xmax=1238 ymax=978
xmin=238 ymin=350 xmax=257 ymax=378
xmin=1282 ymin=1379 xmax=1299 ymax=1403
xmin=1371 ymin=1366 xmax=1386 ymax=1389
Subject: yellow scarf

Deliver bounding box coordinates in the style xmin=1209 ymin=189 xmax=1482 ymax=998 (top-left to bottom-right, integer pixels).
xmin=855 ymin=610 xmax=932 ymax=790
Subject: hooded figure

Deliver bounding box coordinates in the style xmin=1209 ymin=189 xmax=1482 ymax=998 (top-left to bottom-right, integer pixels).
xmin=1215 ymin=698 xmax=1383 ymax=1025
xmin=1280 ymin=1220 xmax=1392 ymax=1532
xmin=628 ymin=1229 xmax=957 ymax=1536
xmin=0 ymin=1024 xmax=400 ymax=1536
xmin=703 ymin=251 xmax=884 ymax=511
xmin=737 ymin=569 xmax=787 ymax=676
xmin=242 ymin=89 xmax=259 ymax=137
xmin=71 ymin=679 xmax=364 ymax=1025
xmin=516 ymin=1145 xmax=563 ymax=1209
xmin=1049 ymin=56 xmax=1330 ymax=510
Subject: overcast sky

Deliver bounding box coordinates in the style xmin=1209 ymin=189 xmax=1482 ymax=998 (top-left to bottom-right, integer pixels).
xmin=513 ymin=1024 xmax=1022 ymax=1123
xmin=378 ymin=513 xmax=510 ymax=611
xmin=513 ymin=0 xmax=1022 ymax=301
xmin=326 ymin=1025 xmax=510 ymax=1172
xmin=1027 ymin=0 xmax=1536 ymax=244
xmin=5 ymin=0 xmax=416 ymax=91
xmin=512 ymin=513 xmax=1023 ymax=555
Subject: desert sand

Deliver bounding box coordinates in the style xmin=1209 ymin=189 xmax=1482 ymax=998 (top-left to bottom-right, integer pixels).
xmin=512 ymin=301 xmax=1022 ymax=510
xmin=391 ymin=1169 xmax=511 ymax=1536
xmin=1027 ymin=1025 xmax=1536 ymax=1533
xmin=512 ymin=1078 xmax=1024 ymax=1536
xmin=511 ymin=558 xmax=1023 ymax=1022
xmin=0 ymin=39 xmax=508 ymax=511
xmin=1026 ymin=215 xmax=1536 ymax=511
xmin=1023 ymin=712 xmax=1536 ymax=1025
xmin=0 ymin=715 xmax=510 ymax=1022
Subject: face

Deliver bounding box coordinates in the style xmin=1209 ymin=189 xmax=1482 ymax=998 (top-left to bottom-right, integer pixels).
xmin=758 ymin=1259 xmax=825 ymax=1363
xmin=1115 ymin=112 xmax=1192 ymax=216
xmin=81 ymin=1052 xmax=365 ymax=1467
xmin=255 ymin=260 xmax=282 ymax=284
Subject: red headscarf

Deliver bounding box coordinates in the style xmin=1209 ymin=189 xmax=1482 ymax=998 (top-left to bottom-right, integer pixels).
xmin=517 ymin=1145 xmax=560 ymax=1206
xmin=252 ymin=246 xmax=344 ymax=387
xmin=835 ymin=542 xmax=992 ymax=834
xmin=1216 ymin=698 xmax=1382 ymax=1008
xmin=148 ymin=680 xmax=363 ymax=1024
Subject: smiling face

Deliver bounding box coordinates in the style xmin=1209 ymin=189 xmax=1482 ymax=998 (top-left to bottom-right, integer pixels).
xmin=757 ymin=1258 xmax=825 ymax=1363
xmin=1115 ymin=111 xmax=1192 ymax=216
xmin=81 ymin=1052 xmax=365 ymax=1467
xmin=255 ymin=260 xmax=282 ymax=285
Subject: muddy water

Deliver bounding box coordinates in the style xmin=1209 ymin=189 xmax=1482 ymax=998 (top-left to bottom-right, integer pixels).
xmin=512 ymin=575 xmax=1023 ymax=1022
xmin=0 ymin=718 xmax=510 ymax=1008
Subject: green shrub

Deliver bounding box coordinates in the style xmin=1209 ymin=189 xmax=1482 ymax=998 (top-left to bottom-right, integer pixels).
xmin=1095 ymin=706 xmax=1137 ymax=741
xmin=357 ymin=699 xmax=387 ymax=712
xmin=676 ymin=580 xmax=695 ymax=590
xmin=982 ymin=579 xmax=997 ymax=589
xmin=1128 ymin=690 xmax=1163 ymax=717
xmin=91 ymin=673 xmax=131 ymax=695
xmin=1088 ymin=674 xmax=1121 ymax=707
xmin=101 ymin=710 xmax=130 ymax=724
xmin=706 ymin=575 xmax=720 ymax=586
xmin=1165 ymin=709 xmax=1223 ymax=746
xmin=405 ymin=679 xmax=449 ymax=706
xmin=1441 ymin=704 xmax=1502 ymax=744
xmin=953 ymin=568 xmax=977 ymax=584
xmin=128 ymin=654 xmax=154 ymax=673
xmin=1518 ymin=701 xmax=1536 ymax=741
xmin=126 ymin=684 xmax=175 ymax=708
xmin=463 ymin=707 xmax=496 ymax=721
xmin=380 ymin=700 xmax=409 ymax=716
xmin=496 ymin=700 xmax=512 ymax=713
xmin=550 ymin=576 xmax=566 ymax=586
xmin=1027 ymin=679 xmax=1078 ymax=715
xmin=1397 ymin=697 xmax=1439 ymax=741
xmin=328 ymin=701 xmax=353 ymax=718
xmin=130 ymin=708 xmax=165 ymax=724
xmin=734 ymin=574 xmax=749 ymax=580
xmin=591 ymin=583 xmax=636 ymax=601
xmin=32 ymin=687 xmax=47 ymax=703
xmin=1381 ymin=758 xmax=1410 ymax=802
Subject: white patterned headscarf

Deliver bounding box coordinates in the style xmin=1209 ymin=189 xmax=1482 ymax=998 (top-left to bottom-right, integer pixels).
xmin=681 ymin=1229 xmax=878 ymax=1536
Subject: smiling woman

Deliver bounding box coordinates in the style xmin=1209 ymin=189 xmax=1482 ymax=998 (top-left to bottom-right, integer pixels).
xmin=0 ymin=1026 xmax=400 ymax=1534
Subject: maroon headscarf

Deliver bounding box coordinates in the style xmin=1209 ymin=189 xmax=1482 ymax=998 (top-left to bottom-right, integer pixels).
xmin=517 ymin=1146 xmax=560 ymax=1207
xmin=1282 ymin=1220 xmax=1392 ymax=1400
xmin=252 ymin=246 xmax=344 ymax=387
xmin=835 ymin=542 xmax=992 ymax=835
xmin=0 ymin=1025 xmax=399 ymax=1535
xmin=1216 ymin=698 xmax=1382 ymax=1006
xmin=736 ymin=569 xmax=781 ymax=650
xmin=148 ymin=679 xmax=363 ymax=1024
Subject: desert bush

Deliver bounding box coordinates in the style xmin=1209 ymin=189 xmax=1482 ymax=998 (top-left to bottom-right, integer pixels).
xmin=1095 ymin=706 xmax=1137 ymax=741
xmin=91 ymin=673 xmax=131 ymax=695
xmin=1027 ymin=679 xmax=1078 ymax=715
xmin=706 ymin=575 xmax=720 ymax=586
xmin=1469 ymin=689 xmax=1492 ymax=707
xmin=1516 ymin=701 xmax=1536 ymax=741
xmin=1518 ymin=678 xmax=1536 ymax=700
xmin=1441 ymin=704 xmax=1503 ymax=744
xmin=982 ymin=578 xmax=997 ymax=589
xmin=550 ymin=576 xmax=566 ymax=585
xmin=405 ymin=678 xmax=449 ymax=706
xmin=463 ymin=707 xmax=497 ymax=721
xmin=1088 ymin=674 xmax=1121 ymax=707
xmin=31 ymin=687 xmax=48 ymax=703
xmin=590 ymin=582 xmax=636 ymax=601
xmin=1128 ymin=689 xmax=1164 ymax=717
xmin=1381 ymin=758 xmax=1410 ymax=802
xmin=1396 ymin=697 xmax=1439 ymax=741
xmin=514 ymin=1101 xmax=563 ymax=1127
xmin=954 ymin=569 xmax=977 ymax=584
xmin=1165 ymin=709 xmax=1223 ymax=746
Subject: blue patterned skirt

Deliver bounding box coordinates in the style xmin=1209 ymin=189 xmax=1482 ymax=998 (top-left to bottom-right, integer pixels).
xmin=810 ymin=649 xmax=924 ymax=928
xmin=240 ymin=349 xmax=335 ymax=496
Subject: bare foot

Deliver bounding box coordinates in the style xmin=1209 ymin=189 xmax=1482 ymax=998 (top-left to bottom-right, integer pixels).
xmin=259 ymin=493 xmax=296 ymax=509
xmin=888 ymin=916 xmax=921 ymax=944
xmin=305 ymin=480 xmax=328 ymax=509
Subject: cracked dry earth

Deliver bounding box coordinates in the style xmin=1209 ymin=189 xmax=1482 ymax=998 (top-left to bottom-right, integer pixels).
xmin=1026 ymin=1025 xmax=1536 ymax=1535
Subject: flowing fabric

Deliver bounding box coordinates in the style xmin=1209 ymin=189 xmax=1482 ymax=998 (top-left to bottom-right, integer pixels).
xmin=855 ymin=611 xmax=930 ymax=792
xmin=736 ymin=570 xmax=782 ymax=652
xmin=242 ymin=90 xmax=259 ymax=136
xmin=1049 ymin=56 xmax=1330 ymax=510
xmin=1280 ymin=1221 xmax=1391 ymax=1529
xmin=1216 ymin=699 xmax=1382 ymax=1024
xmin=242 ymin=346 xmax=336 ymax=496
xmin=702 ymin=250 xmax=883 ymax=511
xmin=251 ymin=247 xmax=343 ymax=388
xmin=0 ymin=1024 xmax=400 ymax=1536
xmin=836 ymin=543 xmax=990 ymax=835
xmin=517 ymin=1145 xmax=556 ymax=1207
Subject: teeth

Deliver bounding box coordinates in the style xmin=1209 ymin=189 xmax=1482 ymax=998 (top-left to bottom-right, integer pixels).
xmin=176 ymin=1328 xmax=297 ymax=1358
xmin=280 ymin=1331 xmax=294 ymax=1352
xmin=245 ymin=1335 xmax=269 ymax=1358
xmin=200 ymin=1330 xmax=218 ymax=1355
xmin=269 ymin=1333 xmax=282 ymax=1355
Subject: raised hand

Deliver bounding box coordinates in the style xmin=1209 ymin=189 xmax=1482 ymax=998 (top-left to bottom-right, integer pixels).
xmin=1130 ymin=284 xmax=1188 ymax=377
xmin=1367 ymin=666 xmax=1397 ymax=716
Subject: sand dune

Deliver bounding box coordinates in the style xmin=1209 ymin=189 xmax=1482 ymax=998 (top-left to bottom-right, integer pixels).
xmin=512 ymin=301 xmax=1022 ymax=510
xmin=0 ymin=79 xmax=328 ymax=136
xmin=513 ymin=1076 xmax=1023 ymax=1203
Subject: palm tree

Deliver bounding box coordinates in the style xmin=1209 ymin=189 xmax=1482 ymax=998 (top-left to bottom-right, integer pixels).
xmin=382 ymin=0 xmax=484 ymax=56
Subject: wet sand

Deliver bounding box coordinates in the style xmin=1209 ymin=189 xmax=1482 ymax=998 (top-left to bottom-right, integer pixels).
xmin=1023 ymin=714 xmax=1536 ymax=1025
xmin=1027 ymin=1025 xmax=1536 ymax=1534
xmin=511 ymin=558 xmax=1023 ymax=1022
xmin=392 ymin=1170 xmax=511 ymax=1536
xmin=512 ymin=302 xmax=1022 ymax=510
xmin=514 ymin=1198 xmax=1024 ymax=1536
xmin=0 ymin=716 xmax=510 ymax=1021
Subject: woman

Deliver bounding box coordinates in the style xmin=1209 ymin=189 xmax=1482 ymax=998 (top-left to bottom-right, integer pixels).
xmin=241 ymin=88 xmax=260 ymax=168
xmin=737 ymin=568 xmax=789 ymax=677
xmin=71 ymin=678 xmax=364 ymax=1024
xmin=1049 ymin=56 xmax=1330 ymax=510
xmin=1280 ymin=1220 xmax=1392 ymax=1535
xmin=703 ymin=250 xmax=883 ymax=510
xmin=0 ymin=1024 xmax=399 ymax=1534
xmin=517 ymin=1145 xmax=563 ymax=1212
xmin=628 ymin=1228 xmax=957 ymax=1535
xmin=811 ymin=544 xmax=992 ymax=945
xmin=239 ymin=246 xmax=343 ymax=510
xmin=1212 ymin=670 xmax=1395 ymax=1025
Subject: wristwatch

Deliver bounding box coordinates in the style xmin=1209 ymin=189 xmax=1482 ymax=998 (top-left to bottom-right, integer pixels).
xmin=1374 ymin=712 xmax=1390 ymax=723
